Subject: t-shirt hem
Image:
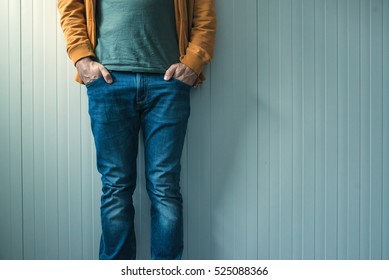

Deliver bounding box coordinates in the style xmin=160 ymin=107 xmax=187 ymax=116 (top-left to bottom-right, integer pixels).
xmin=103 ymin=64 xmax=168 ymax=74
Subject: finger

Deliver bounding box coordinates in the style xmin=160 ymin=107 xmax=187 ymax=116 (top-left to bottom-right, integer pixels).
xmin=164 ymin=64 xmax=178 ymax=80
xmin=176 ymin=63 xmax=196 ymax=81
xmin=175 ymin=63 xmax=186 ymax=76
xmin=181 ymin=63 xmax=196 ymax=77
xmin=99 ymin=65 xmax=113 ymax=84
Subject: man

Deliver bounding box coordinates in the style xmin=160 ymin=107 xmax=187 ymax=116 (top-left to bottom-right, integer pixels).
xmin=57 ymin=0 xmax=216 ymax=260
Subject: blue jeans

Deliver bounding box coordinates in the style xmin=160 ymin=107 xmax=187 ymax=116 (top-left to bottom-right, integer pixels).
xmin=86 ymin=71 xmax=191 ymax=260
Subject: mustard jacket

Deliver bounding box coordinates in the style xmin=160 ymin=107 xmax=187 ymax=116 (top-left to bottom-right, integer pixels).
xmin=57 ymin=0 xmax=216 ymax=84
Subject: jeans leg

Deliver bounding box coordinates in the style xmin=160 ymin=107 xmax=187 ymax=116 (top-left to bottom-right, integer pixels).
xmin=86 ymin=72 xmax=139 ymax=260
xmin=141 ymin=74 xmax=191 ymax=260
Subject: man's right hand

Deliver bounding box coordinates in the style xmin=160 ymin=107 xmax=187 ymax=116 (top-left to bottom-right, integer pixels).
xmin=75 ymin=57 xmax=113 ymax=85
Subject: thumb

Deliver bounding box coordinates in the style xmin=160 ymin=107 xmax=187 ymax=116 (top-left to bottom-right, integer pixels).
xmin=164 ymin=64 xmax=178 ymax=80
xmin=99 ymin=65 xmax=113 ymax=84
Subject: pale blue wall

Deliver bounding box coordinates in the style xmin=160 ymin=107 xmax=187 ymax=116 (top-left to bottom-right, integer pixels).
xmin=0 ymin=0 xmax=388 ymax=260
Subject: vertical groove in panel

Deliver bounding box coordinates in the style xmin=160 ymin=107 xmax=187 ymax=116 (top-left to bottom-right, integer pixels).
xmin=312 ymin=0 xmax=317 ymax=260
xmin=347 ymin=0 xmax=351 ymax=259
xmin=17 ymin=0 xmax=23 ymax=259
xmin=208 ymin=66 xmax=212 ymax=260
xmin=381 ymin=0 xmax=384 ymax=260
xmin=67 ymin=72 xmax=70 ymax=258
xmin=322 ymin=0 xmax=327 ymax=259
xmin=209 ymin=62 xmax=214 ymax=259
xmin=380 ymin=0 xmax=385 ymax=260
xmin=257 ymin=0 xmax=271 ymax=260
xmin=67 ymin=71 xmax=70 ymax=259
xmin=231 ymin=1 xmax=236 ymax=259
xmin=185 ymin=127 xmax=189 ymax=260
xmin=291 ymin=0 xmax=294 ymax=258
xmin=380 ymin=0 xmax=384 ymax=261
xmin=358 ymin=0 xmax=363 ymax=260
xmin=79 ymin=77 xmax=83 ymax=259
xmin=277 ymin=0 xmax=281 ymax=260
xmin=301 ymin=0 xmax=305 ymax=259
xmin=255 ymin=0 xmax=260 ymax=260
xmin=312 ymin=0 xmax=317 ymax=259
xmin=266 ymin=0 xmax=270 ymax=260
xmin=383 ymin=0 xmax=389 ymax=260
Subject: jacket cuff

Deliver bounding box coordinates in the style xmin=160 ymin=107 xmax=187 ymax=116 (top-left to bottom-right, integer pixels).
xmin=68 ymin=43 xmax=96 ymax=66
xmin=180 ymin=50 xmax=207 ymax=77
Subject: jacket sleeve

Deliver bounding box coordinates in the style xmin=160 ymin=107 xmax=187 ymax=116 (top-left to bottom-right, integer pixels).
xmin=57 ymin=0 xmax=95 ymax=65
xmin=181 ymin=0 xmax=217 ymax=76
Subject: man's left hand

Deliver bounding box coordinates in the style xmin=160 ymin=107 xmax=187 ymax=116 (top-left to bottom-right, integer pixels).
xmin=164 ymin=63 xmax=198 ymax=87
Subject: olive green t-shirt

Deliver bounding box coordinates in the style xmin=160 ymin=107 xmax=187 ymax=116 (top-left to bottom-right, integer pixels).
xmin=95 ymin=0 xmax=180 ymax=73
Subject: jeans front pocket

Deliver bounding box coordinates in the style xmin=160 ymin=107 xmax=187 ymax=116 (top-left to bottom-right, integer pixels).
xmin=171 ymin=77 xmax=193 ymax=90
xmin=86 ymin=72 xmax=135 ymax=124
xmin=85 ymin=75 xmax=105 ymax=88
